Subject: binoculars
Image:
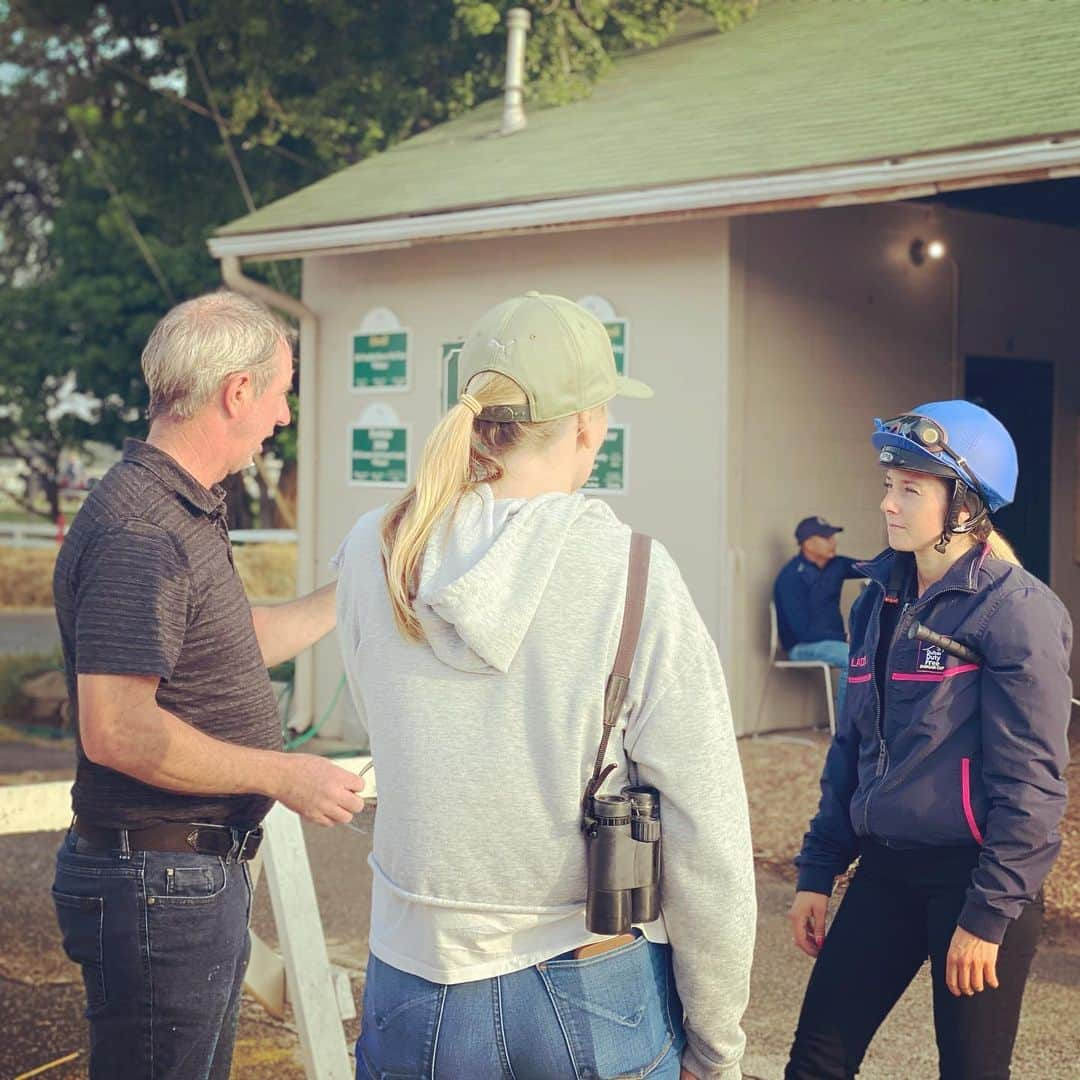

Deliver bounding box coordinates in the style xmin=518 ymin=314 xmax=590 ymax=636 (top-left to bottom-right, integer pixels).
xmin=584 ymin=785 xmax=662 ymax=934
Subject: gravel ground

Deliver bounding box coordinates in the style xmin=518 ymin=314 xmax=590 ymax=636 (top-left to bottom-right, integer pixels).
xmin=0 ymin=725 xmax=73 ymax=783
xmin=3 ymin=726 xmax=1077 ymax=1077
xmin=738 ymin=722 xmax=1080 ymax=936
xmin=6 ymin=827 xmax=1076 ymax=1080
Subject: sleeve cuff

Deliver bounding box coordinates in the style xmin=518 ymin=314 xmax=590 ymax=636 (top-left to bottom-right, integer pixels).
xmin=681 ymin=1045 xmax=742 ymax=1080
xmin=957 ymin=899 xmax=1012 ymax=945
xmin=796 ymin=864 xmax=837 ymax=896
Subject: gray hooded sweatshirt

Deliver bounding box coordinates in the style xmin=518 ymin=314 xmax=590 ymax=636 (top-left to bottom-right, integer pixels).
xmin=333 ymin=485 xmax=755 ymax=1080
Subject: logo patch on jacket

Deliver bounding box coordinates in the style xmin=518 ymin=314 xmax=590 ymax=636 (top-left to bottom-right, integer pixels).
xmin=917 ymin=642 xmax=946 ymax=672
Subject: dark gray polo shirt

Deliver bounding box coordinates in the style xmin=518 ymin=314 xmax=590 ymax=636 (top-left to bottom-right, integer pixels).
xmin=53 ymin=439 xmax=281 ymax=828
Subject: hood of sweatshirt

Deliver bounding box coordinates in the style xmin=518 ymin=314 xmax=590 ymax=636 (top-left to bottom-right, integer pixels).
xmin=416 ymin=484 xmax=607 ymax=674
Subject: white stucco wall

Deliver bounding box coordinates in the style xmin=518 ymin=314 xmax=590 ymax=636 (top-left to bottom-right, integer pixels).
xmin=296 ymin=199 xmax=1080 ymax=740
xmin=734 ymin=202 xmax=1080 ymax=733
xmin=301 ymin=219 xmax=735 ymax=741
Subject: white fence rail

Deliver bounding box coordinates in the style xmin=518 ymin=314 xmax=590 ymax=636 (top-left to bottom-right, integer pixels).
xmin=0 ymin=759 xmax=373 ymax=1079
xmin=228 ymin=529 xmax=299 ymax=545
xmin=0 ymin=523 xmax=297 ymax=549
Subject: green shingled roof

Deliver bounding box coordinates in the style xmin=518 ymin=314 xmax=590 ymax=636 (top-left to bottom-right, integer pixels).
xmin=217 ymin=0 xmax=1080 ymax=238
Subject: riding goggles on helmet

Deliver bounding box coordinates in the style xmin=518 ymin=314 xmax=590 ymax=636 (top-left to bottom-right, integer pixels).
xmin=876 ymin=414 xmax=986 ymax=499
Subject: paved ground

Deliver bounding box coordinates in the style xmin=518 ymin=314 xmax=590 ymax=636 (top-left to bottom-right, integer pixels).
xmin=0 ymin=735 xmax=72 ymax=775
xmin=0 ymin=609 xmax=61 ymax=655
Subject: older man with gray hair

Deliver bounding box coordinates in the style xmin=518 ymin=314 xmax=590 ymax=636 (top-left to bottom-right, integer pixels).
xmin=50 ymin=290 xmax=364 ymax=1079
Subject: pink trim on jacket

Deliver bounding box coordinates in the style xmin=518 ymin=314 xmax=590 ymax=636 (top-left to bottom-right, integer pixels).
xmin=961 ymin=757 xmax=984 ymax=845
xmin=891 ymin=663 xmax=981 ymax=683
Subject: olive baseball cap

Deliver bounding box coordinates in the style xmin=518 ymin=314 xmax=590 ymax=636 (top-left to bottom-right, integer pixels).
xmin=458 ymin=292 xmax=654 ymax=422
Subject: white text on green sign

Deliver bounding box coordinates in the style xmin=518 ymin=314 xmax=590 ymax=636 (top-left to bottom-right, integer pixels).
xmin=442 ymin=341 xmax=464 ymax=412
xmin=585 ymin=425 xmax=626 ymax=493
xmin=604 ymin=321 xmax=627 ymax=377
xmin=351 ymin=426 xmax=408 ymax=484
xmin=353 ymin=330 xmax=409 ymax=390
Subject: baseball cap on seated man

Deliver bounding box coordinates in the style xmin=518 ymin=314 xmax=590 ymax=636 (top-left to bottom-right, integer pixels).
xmin=795 ymin=516 xmax=844 ymax=544
xmin=457 ymin=291 xmax=654 ymax=422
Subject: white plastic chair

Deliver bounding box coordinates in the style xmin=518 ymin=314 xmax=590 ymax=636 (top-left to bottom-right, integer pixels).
xmin=754 ymin=601 xmax=837 ymax=737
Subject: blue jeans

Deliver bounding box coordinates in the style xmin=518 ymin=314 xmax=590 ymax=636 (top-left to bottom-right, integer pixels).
xmin=51 ymin=830 xmax=253 ymax=1080
xmin=357 ymin=935 xmax=685 ymax=1079
xmin=789 ymin=639 xmax=850 ymax=718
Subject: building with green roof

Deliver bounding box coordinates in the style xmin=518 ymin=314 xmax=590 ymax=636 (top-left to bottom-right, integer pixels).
xmin=212 ymin=0 xmax=1080 ymax=738
xmin=212 ymin=0 xmax=1080 ymax=258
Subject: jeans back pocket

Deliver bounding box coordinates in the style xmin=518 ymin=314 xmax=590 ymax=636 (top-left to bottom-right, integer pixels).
xmin=538 ymin=938 xmax=683 ymax=1079
xmin=52 ymin=889 xmax=107 ymax=1013
xmin=357 ymin=954 xmax=444 ymax=1079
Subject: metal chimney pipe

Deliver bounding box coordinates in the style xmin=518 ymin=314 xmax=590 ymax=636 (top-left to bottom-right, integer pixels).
xmin=500 ymin=7 xmax=530 ymax=136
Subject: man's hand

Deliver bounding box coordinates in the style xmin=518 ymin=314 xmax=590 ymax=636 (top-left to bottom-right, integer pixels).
xmin=945 ymin=926 xmax=999 ymax=996
xmin=789 ymin=890 xmax=830 ymax=958
xmin=273 ymin=754 xmax=365 ymax=826
xmin=679 ymin=1067 xmax=700 ymax=1080
xmin=75 ymin=673 xmax=366 ymax=823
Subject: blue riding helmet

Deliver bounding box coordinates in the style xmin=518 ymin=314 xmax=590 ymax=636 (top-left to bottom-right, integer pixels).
xmin=871 ymin=400 xmax=1018 ymax=513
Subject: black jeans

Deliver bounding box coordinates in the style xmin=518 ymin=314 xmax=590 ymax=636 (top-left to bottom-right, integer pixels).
xmin=786 ymin=841 xmax=1043 ymax=1080
xmin=52 ymin=830 xmax=253 ymax=1080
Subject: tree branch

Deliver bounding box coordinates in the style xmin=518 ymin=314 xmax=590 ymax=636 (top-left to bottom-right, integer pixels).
xmin=169 ymin=0 xmax=288 ymax=292
xmin=5 ymin=487 xmax=52 ymax=521
xmin=105 ymin=60 xmax=214 ymax=119
xmin=102 ymin=61 xmax=326 ymax=175
xmin=69 ymin=119 xmax=177 ymax=305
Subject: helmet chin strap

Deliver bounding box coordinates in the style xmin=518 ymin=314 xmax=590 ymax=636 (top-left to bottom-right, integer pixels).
xmin=935 ymin=480 xmax=990 ymax=554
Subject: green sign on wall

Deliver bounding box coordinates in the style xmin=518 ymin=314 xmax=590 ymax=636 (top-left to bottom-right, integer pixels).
xmin=442 ymin=340 xmax=464 ymax=412
xmin=350 ymin=425 xmax=409 ymax=486
xmin=604 ymin=320 xmax=628 ymax=376
xmin=352 ymin=330 xmax=409 ymax=390
xmin=584 ymin=425 xmax=627 ymax=494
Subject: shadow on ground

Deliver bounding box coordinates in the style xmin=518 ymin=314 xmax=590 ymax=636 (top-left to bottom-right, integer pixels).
xmin=2 ymin=734 xmax=1078 ymax=1078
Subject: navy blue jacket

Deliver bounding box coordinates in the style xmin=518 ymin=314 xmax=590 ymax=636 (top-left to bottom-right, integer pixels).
xmin=773 ymin=553 xmax=863 ymax=652
xmin=795 ymin=544 xmax=1072 ymax=943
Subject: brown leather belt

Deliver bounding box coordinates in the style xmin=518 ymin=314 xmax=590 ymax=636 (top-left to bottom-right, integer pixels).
xmin=74 ymin=818 xmax=263 ymax=862
xmin=572 ymin=931 xmax=640 ymax=961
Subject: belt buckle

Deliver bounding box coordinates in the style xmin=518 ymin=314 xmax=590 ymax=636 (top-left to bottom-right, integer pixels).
xmin=229 ymin=826 xmax=262 ymax=862
xmin=186 ymin=824 xmax=229 ymax=858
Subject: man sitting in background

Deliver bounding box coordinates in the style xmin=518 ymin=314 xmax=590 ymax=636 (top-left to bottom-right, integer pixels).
xmin=773 ymin=516 xmax=865 ymax=717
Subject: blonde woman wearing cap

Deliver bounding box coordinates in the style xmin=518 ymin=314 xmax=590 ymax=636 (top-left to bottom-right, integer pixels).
xmin=334 ymin=293 xmax=755 ymax=1080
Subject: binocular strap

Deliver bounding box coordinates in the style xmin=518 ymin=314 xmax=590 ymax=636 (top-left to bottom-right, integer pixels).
xmin=582 ymin=532 xmax=652 ymax=812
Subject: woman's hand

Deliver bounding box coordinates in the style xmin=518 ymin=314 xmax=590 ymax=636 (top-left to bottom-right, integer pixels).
xmin=679 ymin=1067 xmax=700 ymax=1080
xmin=789 ymin=891 xmax=830 ymax=958
xmin=945 ymin=926 xmax=1000 ymax=996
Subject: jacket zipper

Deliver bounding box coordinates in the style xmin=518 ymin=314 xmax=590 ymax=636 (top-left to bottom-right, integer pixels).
xmin=862 ymin=600 xmax=910 ymax=836
xmin=859 ymin=560 xmax=984 ymax=837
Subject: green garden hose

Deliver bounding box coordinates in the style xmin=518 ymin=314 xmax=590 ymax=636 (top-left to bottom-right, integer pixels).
xmin=282 ymin=672 xmax=348 ymax=751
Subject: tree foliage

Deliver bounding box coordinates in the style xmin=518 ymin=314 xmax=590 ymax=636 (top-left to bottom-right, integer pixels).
xmin=0 ymin=0 xmax=755 ymax=516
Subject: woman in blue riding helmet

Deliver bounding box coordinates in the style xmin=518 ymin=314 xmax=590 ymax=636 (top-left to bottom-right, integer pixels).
xmin=785 ymin=400 xmax=1072 ymax=1079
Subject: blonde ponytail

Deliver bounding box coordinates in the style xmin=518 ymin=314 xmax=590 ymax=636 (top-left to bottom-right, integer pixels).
xmin=380 ymin=372 xmax=569 ymax=642
xmin=962 ymin=493 xmax=1021 ymax=567
xmin=381 ymin=402 xmax=475 ymax=642
xmin=970 ymin=513 xmax=1021 ymax=565
xmin=985 ymin=528 xmax=1021 ymax=566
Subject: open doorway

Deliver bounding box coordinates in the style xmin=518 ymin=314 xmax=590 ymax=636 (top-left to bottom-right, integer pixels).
xmin=965 ymin=356 xmax=1053 ymax=583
